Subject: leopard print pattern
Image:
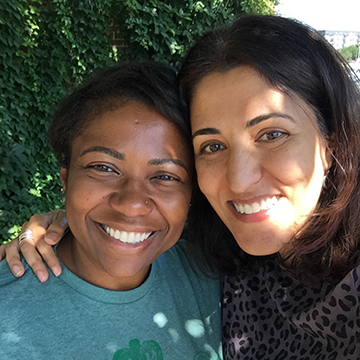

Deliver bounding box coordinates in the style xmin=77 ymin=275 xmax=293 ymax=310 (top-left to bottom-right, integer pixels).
xmin=222 ymin=261 xmax=360 ymax=359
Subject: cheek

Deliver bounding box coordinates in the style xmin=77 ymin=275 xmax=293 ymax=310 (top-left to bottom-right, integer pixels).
xmin=65 ymin=191 xmax=88 ymax=223
xmin=195 ymin=161 xmax=221 ymax=197
xmin=65 ymin=178 xmax=103 ymax=220
xmin=270 ymin=141 xmax=320 ymax=184
xmin=158 ymin=188 xmax=192 ymax=230
xmin=277 ymin=148 xmax=327 ymax=215
xmin=67 ymin=188 xmax=92 ymax=205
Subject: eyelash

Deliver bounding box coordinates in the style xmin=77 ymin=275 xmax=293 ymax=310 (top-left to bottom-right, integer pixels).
xmin=198 ymin=130 xmax=288 ymax=154
xmin=153 ymin=174 xmax=180 ymax=182
xmin=86 ymin=165 xmax=181 ymax=182
xmin=257 ymin=130 xmax=288 ymax=142
xmin=87 ymin=164 xmax=117 ymax=173
xmin=199 ymin=143 xmax=226 ymax=155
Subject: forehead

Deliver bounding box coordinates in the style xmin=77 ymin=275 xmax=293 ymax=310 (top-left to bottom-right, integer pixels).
xmin=72 ymin=102 xmax=191 ymax=160
xmin=191 ymin=67 xmax=272 ymax=114
xmin=190 ymin=66 xmax=316 ymax=130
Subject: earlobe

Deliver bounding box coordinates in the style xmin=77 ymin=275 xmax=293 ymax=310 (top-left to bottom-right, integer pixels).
xmin=60 ymin=167 xmax=68 ymax=190
xmin=324 ymin=147 xmax=333 ymax=173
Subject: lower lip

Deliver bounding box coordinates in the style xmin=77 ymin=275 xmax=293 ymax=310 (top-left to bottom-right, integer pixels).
xmin=228 ymin=202 xmax=270 ymax=223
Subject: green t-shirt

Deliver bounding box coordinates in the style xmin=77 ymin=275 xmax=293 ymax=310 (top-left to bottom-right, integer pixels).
xmin=0 ymin=240 xmax=222 ymax=359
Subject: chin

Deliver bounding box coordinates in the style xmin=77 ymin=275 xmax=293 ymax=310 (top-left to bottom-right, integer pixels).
xmin=229 ymin=221 xmax=297 ymax=256
xmin=235 ymin=237 xmax=289 ymax=257
xmin=242 ymin=247 xmax=280 ymax=256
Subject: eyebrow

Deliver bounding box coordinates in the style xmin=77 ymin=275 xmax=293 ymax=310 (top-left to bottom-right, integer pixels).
xmin=80 ymin=146 xmax=125 ymax=160
xmin=245 ymin=112 xmax=295 ymax=128
xmin=192 ymin=127 xmax=220 ymax=139
xmin=148 ymin=158 xmax=189 ymax=174
xmin=80 ymin=147 xmax=189 ymax=174
xmin=192 ymin=112 xmax=295 ymax=139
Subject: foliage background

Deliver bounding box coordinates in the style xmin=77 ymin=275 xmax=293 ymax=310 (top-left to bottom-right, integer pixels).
xmin=0 ymin=0 xmax=276 ymax=243
xmin=338 ymin=44 xmax=359 ymax=62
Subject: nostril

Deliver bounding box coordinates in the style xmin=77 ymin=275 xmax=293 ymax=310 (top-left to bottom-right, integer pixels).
xmin=109 ymin=191 xmax=152 ymax=215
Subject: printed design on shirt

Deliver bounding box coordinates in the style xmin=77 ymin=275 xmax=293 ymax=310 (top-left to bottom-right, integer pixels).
xmin=113 ymin=339 xmax=163 ymax=360
xmin=113 ymin=338 xmax=215 ymax=360
xmin=222 ymin=264 xmax=360 ymax=359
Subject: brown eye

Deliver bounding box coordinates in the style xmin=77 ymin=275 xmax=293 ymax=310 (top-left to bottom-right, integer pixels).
xmin=155 ymin=174 xmax=178 ymax=181
xmin=258 ymin=131 xmax=287 ymax=142
xmin=201 ymin=143 xmax=225 ymax=154
xmin=94 ymin=165 xmax=113 ymax=172
xmin=87 ymin=164 xmax=116 ymax=173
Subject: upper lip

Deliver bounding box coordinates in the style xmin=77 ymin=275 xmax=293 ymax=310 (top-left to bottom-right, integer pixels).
xmin=97 ymin=222 xmax=157 ymax=234
xmin=100 ymin=224 xmax=157 ymax=243
xmin=230 ymin=195 xmax=281 ymax=206
xmin=230 ymin=196 xmax=282 ymax=215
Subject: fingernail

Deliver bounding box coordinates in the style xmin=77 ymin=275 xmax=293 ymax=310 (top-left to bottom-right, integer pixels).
xmin=46 ymin=232 xmax=58 ymax=242
xmin=12 ymin=265 xmax=22 ymax=277
xmin=37 ymin=271 xmax=47 ymax=282
xmin=52 ymin=266 xmax=61 ymax=277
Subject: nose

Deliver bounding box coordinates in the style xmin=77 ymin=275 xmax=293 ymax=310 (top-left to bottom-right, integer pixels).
xmin=225 ymin=147 xmax=262 ymax=193
xmin=109 ymin=178 xmax=152 ymax=217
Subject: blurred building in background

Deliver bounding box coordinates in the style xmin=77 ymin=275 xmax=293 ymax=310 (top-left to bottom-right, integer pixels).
xmin=319 ymin=30 xmax=360 ymax=49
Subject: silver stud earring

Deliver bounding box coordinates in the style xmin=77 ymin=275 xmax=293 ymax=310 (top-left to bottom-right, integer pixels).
xmin=60 ymin=188 xmax=66 ymax=205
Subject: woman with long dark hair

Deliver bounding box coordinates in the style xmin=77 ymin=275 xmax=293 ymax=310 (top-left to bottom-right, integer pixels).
xmin=2 ymin=15 xmax=360 ymax=359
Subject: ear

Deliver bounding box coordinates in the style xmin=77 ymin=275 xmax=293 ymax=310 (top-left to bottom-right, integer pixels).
xmin=60 ymin=167 xmax=68 ymax=190
xmin=323 ymin=146 xmax=333 ymax=173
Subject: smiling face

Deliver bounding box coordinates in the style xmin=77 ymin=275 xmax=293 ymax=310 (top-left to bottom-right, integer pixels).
xmin=58 ymin=101 xmax=192 ymax=290
xmin=190 ymin=66 xmax=331 ymax=256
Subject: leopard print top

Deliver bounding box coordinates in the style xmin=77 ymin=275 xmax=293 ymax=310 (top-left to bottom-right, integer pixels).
xmin=222 ymin=260 xmax=360 ymax=359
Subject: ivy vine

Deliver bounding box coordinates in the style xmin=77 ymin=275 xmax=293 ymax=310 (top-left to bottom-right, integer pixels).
xmin=0 ymin=0 xmax=276 ymax=242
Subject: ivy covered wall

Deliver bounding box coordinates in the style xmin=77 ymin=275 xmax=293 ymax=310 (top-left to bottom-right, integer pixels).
xmin=0 ymin=0 xmax=276 ymax=242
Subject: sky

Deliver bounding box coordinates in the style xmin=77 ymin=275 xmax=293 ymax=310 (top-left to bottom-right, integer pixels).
xmin=275 ymin=0 xmax=360 ymax=32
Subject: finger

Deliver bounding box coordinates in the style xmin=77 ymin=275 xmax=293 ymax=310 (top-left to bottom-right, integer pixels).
xmin=4 ymin=239 xmax=26 ymax=278
xmin=19 ymin=216 xmax=48 ymax=246
xmin=35 ymin=239 xmax=62 ymax=277
xmin=10 ymin=211 xmax=67 ymax=281
xmin=21 ymin=212 xmax=64 ymax=277
xmin=17 ymin=223 xmax=51 ymax=282
xmin=19 ymin=240 xmax=50 ymax=282
xmin=44 ymin=210 xmax=68 ymax=245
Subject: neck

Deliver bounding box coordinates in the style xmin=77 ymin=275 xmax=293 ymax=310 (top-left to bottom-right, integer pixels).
xmin=57 ymin=233 xmax=150 ymax=291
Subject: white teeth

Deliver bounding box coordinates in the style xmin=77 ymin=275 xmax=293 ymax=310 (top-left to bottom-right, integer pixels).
xmin=128 ymin=232 xmax=135 ymax=243
xmin=103 ymin=226 xmax=152 ymax=244
xmin=260 ymin=200 xmax=267 ymax=210
xmin=244 ymin=204 xmax=252 ymax=214
xmin=266 ymin=198 xmax=273 ymax=208
xmin=252 ymin=202 xmax=261 ymax=213
xmin=233 ymin=197 xmax=279 ymax=214
xmin=233 ymin=203 xmax=245 ymax=213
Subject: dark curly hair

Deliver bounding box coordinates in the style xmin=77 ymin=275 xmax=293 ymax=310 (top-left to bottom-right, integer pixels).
xmin=179 ymin=15 xmax=360 ymax=285
xmin=49 ymin=61 xmax=192 ymax=169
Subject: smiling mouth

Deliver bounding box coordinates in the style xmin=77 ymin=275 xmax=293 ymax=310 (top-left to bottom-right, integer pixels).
xmin=232 ymin=196 xmax=280 ymax=215
xmin=100 ymin=224 xmax=154 ymax=244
